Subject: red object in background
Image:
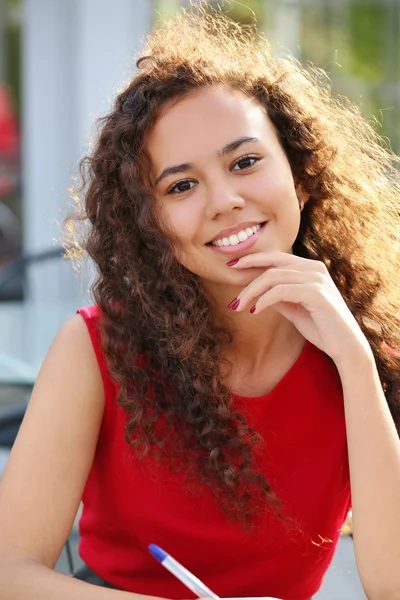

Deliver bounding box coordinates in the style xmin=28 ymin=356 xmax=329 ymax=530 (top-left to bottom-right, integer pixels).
xmin=0 ymin=83 xmax=19 ymax=198
xmin=0 ymin=83 xmax=19 ymax=155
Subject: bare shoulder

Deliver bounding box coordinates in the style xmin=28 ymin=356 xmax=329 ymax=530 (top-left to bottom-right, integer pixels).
xmin=48 ymin=312 xmax=101 ymax=370
xmin=0 ymin=313 xmax=106 ymax=566
xmin=25 ymin=313 xmax=105 ymax=421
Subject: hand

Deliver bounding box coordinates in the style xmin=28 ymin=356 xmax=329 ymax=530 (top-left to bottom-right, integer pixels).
xmin=228 ymin=251 xmax=373 ymax=367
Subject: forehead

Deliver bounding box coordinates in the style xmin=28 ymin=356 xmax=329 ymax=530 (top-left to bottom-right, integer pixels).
xmin=147 ymin=86 xmax=275 ymax=168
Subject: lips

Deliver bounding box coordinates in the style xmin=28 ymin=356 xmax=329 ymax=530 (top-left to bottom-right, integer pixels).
xmin=207 ymin=221 xmax=268 ymax=255
xmin=207 ymin=220 xmax=266 ymax=245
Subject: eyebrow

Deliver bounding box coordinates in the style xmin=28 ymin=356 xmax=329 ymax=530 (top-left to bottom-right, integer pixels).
xmin=154 ymin=136 xmax=260 ymax=185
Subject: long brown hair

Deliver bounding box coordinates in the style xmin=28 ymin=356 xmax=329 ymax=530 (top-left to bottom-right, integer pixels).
xmin=66 ymin=5 xmax=400 ymax=524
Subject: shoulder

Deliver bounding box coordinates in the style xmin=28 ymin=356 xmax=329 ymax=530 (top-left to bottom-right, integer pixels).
xmin=51 ymin=311 xmax=96 ymax=353
xmin=53 ymin=308 xmax=102 ymax=365
xmin=75 ymin=304 xmax=119 ymax=393
xmin=43 ymin=312 xmax=104 ymax=392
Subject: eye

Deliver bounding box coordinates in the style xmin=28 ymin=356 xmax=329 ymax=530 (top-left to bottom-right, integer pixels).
xmin=231 ymin=154 xmax=260 ymax=171
xmin=167 ymin=180 xmax=197 ymax=195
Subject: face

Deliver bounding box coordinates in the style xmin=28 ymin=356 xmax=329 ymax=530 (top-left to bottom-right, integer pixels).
xmin=147 ymin=85 xmax=308 ymax=291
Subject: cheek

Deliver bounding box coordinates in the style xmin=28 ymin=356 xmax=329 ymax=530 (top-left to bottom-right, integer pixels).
xmin=161 ymin=201 xmax=202 ymax=247
xmin=162 ymin=202 xmax=210 ymax=274
xmin=242 ymin=161 xmax=293 ymax=206
xmin=161 ymin=201 xmax=201 ymax=258
xmin=258 ymin=169 xmax=295 ymax=202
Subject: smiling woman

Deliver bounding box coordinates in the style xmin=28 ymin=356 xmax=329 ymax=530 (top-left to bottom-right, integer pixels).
xmin=146 ymin=86 xmax=304 ymax=282
xmin=0 ymin=2 xmax=399 ymax=600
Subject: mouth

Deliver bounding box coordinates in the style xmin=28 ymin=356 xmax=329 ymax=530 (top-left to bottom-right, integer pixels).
xmin=206 ymin=221 xmax=268 ymax=255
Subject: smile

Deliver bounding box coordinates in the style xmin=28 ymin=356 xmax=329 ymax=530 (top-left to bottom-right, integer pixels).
xmin=211 ymin=223 xmax=262 ymax=247
xmin=207 ymin=221 xmax=267 ymax=255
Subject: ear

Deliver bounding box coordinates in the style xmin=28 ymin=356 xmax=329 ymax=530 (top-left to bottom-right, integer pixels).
xmin=295 ymin=182 xmax=310 ymax=205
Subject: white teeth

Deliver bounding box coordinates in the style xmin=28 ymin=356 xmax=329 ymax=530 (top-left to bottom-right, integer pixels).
xmin=211 ymin=223 xmax=263 ymax=247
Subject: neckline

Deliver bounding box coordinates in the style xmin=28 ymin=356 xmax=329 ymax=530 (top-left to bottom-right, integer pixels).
xmin=231 ymin=339 xmax=313 ymax=402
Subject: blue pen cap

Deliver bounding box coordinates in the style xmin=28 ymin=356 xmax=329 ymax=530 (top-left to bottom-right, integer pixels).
xmin=149 ymin=544 xmax=168 ymax=562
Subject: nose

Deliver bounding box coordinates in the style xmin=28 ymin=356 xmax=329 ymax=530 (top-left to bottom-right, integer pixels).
xmin=204 ymin=177 xmax=246 ymax=220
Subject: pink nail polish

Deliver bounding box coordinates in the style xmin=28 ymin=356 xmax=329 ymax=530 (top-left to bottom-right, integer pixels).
xmin=226 ymin=259 xmax=239 ymax=267
xmin=250 ymin=305 xmax=256 ymax=314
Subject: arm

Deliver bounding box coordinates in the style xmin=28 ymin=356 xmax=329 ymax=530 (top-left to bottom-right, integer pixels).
xmin=0 ymin=315 xmax=164 ymax=600
xmin=0 ymin=559 xmax=164 ymax=600
xmin=335 ymin=350 xmax=400 ymax=600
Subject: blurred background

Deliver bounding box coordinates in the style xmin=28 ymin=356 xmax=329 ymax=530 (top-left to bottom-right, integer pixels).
xmin=0 ymin=1 xmax=399 ymax=598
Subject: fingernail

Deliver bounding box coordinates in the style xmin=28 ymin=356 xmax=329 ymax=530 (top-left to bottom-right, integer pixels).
xmin=228 ymin=298 xmax=240 ymax=310
xmin=250 ymin=305 xmax=256 ymax=314
xmin=226 ymin=259 xmax=239 ymax=267
xmin=228 ymin=297 xmax=238 ymax=309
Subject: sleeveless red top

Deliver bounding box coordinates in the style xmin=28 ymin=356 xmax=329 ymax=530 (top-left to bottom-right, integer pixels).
xmin=77 ymin=304 xmax=351 ymax=600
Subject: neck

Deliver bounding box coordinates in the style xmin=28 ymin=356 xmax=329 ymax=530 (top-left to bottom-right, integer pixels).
xmin=206 ymin=284 xmax=303 ymax=370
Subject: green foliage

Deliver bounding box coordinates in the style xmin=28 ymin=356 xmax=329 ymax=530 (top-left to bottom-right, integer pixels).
xmin=5 ymin=23 xmax=20 ymax=115
xmin=347 ymin=2 xmax=385 ymax=82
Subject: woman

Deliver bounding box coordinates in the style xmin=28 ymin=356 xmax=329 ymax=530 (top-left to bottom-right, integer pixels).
xmin=0 ymin=6 xmax=399 ymax=600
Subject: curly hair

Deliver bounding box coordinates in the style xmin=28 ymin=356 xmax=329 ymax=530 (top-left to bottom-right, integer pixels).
xmin=66 ymin=4 xmax=400 ymax=526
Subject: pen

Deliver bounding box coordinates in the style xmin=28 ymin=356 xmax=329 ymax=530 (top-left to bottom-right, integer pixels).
xmin=148 ymin=544 xmax=220 ymax=599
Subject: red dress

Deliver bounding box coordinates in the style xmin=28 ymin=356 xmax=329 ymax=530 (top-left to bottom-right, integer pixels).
xmin=77 ymin=304 xmax=351 ymax=600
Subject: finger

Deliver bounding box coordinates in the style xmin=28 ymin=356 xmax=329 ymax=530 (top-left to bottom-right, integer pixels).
xmin=251 ymin=282 xmax=324 ymax=314
xmin=235 ymin=269 xmax=303 ymax=310
xmin=229 ymin=252 xmax=326 ymax=273
xmin=235 ymin=269 xmax=323 ymax=311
